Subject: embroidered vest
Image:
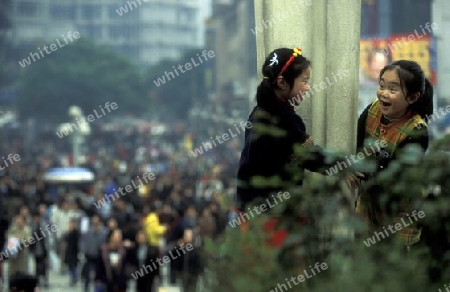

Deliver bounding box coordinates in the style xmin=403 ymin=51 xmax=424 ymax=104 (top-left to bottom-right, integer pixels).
xmin=365 ymin=100 xmax=426 ymax=158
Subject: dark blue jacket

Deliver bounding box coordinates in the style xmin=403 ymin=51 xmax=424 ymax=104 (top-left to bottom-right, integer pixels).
xmin=236 ymin=99 xmax=338 ymax=211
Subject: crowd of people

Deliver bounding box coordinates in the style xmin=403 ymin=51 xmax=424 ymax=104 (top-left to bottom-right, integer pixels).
xmin=0 ymin=121 xmax=241 ymax=292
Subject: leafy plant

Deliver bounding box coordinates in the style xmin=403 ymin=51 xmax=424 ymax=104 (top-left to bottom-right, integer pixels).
xmin=204 ymin=134 xmax=450 ymax=292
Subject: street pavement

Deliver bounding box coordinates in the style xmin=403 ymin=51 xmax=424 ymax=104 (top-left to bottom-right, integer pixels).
xmin=1 ymin=253 xmax=183 ymax=292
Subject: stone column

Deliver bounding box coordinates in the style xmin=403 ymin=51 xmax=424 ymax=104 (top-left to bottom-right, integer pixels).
xmin=253 ymin=0 xmax=361 ymax=151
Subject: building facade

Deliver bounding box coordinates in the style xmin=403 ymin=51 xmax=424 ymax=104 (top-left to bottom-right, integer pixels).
xmin=8 ymin=0 xmax=203 ymax=66
xmin=210 ymin=0 xmax=257 ymax=118
xmin=361 ymin=0 xmax=433 ymax=37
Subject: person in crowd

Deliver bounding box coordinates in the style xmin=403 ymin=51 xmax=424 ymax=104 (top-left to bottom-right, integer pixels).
xmin=112 ymin=200 xmax=133 ymax=230
xmin=182 ymin=188 xmax=196 ymax=210
xmin=158 ymin=203 xmax=176 ymax=228
xmin=122 ymin=214 xmax=140 ymax=248
xmin=51 ymin=199 xmax=72 ymax=274
xmin=198 ymin=207 xmax=216 ymax=241
xmin=143 ymin=205 xmax=166 ymax=248
xmin=95 ymin=229 xmax=128 ymax=292
xmin=19 ymin=206 xmax=32 ymax=228
xmin=197 ymin=206 xmax=217 ymax=268
xmin=167 ymin=206 xmax=201 ymax=292
xmin=38 ymin=204 xmax=50 ymax=226
xmin=64 ymin=219 xmax=80 ymax=286
xmin=107 ymin=217 xmax=119 ymax=232
xmin=167 ymin=191 xmax=184 ymax=214
xmin=81 ymin=214 xmax=108 ymax=292
xmin=209 ymin=203 xmax=225 ymax=238
xmin=30 ymin=211 xmax=49 ymax=288
xmin=69 ymin=200 xmax=86 ymax=229
xmin=99 ymin=175 xmax=118 ymax=220
xmin=7 ymin=215 xmax=32 ymax=279
xmin=128 ymin=229 xmax=160 ymax=292
xmin=350 ymin=60 xmax=433 ymax=249
xmin=0 ymin=199 xmax=10 ymax=284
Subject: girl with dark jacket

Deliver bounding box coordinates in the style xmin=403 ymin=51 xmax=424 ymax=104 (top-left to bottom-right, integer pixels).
xmin=236 ymin=47 xmax=344 ymax=246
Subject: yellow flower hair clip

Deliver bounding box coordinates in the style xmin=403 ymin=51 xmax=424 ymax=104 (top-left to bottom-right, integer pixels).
xmin=293 ymin=47 xmax=302 ymax=57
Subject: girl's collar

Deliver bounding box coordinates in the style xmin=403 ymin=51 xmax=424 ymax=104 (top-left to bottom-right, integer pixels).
xmin=275 ymin=97 xmax=294 ymax=111
xmin=382 ymin=109 xmax=412 ymax=123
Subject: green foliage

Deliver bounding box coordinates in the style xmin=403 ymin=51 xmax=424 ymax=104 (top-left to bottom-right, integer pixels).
xmin=16 ymin=38 xmax=146 ymax=122
xmin=204 ymin=135 xmax=450 ymax=291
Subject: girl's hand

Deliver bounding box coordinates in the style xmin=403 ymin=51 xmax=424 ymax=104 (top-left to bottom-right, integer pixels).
xmin=346 ymin=172 xmax=365 ymax=189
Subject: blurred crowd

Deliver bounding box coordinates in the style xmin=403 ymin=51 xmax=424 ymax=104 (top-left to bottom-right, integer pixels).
xmin=0 ymin=121 xmax=241 ymax=292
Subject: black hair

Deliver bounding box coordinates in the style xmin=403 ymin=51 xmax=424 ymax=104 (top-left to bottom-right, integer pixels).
xmin=256 ymin=48 xmax=311 ymax=110
xmin=9 ymin=272 xmax=38 ymax=292
xmin=379 ymin=60 xmax=433 ymax=122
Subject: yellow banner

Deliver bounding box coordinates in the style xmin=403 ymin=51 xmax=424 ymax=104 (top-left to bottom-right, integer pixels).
xmin=360 ymin=35 xmax=430 ymax=82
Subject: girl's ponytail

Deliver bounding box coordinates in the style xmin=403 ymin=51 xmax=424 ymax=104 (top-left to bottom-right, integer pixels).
xmin=411 ymin=78 xmax=434 ymax=122
xmin=256 ymin=79 xmax=276 ymax=110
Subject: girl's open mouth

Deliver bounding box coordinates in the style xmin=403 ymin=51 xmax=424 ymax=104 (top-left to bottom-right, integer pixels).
xmin=380 ymin=101 xmax=391 ymax=107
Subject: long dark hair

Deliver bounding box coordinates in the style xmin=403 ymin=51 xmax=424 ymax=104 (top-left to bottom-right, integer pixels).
xmin=379 ymin=60 xmax=433 ymax=121
xmin=256 ymin=48 xmax=310 ymax=111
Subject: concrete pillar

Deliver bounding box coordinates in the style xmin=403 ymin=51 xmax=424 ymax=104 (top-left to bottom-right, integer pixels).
xmin=253 ymin=0 xmax=361 ymax=151
xmin=432 ymin=0 xmax=450 ymax=101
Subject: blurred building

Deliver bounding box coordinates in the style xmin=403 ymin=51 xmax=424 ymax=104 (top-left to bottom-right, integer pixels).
xmin=359 ymin=0 xmax=437 ymax=90
xmin=7 ymin=0 xmax=204 ymax=66
xmin=361 ymin=0 xmax=433 ymax=37
xmin=209 ymin=0 xmax=257 ymax=120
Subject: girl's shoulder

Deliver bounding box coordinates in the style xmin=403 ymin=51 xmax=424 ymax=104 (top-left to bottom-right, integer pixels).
xmin=251 ymin=107 xmax=279 ymax=124
xmin=409 ymin=113 xmax=427 ymax=130
xmin=252 ymin=105 xmax=305 ymax=129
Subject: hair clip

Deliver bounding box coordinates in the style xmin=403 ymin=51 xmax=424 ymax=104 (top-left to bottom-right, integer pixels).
xmin=273 ymin=47 xmax=302 ymax=84
xmin=269 ymin=53 xmax=279 ymax=66
xmin=263 ymin=76 xmax=269 ymax=79
xmin=293 ymin=47 xmax=302 ymax=57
